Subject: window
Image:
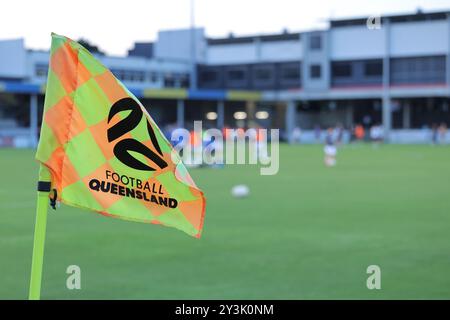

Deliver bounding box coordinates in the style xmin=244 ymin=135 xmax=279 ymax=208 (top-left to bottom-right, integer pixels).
xmin=125 ymin=72 xmax=132 ymax=81
xmin=255 ymin=68 xmax=272 ymax=80
xmin=252 ymin=65 xmax=275 ymax=88
xmin=391 ymin=56 xmax=446 ymax=84
xmin=164 ymin=75 xmax=175 ymax=87
xmin=332 ymin=63 xmax=352 ymax=77
xmin=201 ymin=71 xmax=218 ymax=82
xmin=35 ymin=64 xmax=48 ymax=77
xmin=278 ymin=62 xmax=301 ymax=88
xmin=199 ymin=67 xmax=223 ymax=88
xmin=225 ymin=66 xmax=249 ymax=88
xmin=310 ymin=64 xmax=321 ymax=79
xmin=110 ymin=70 xmax=145 ymax=82
xmin=123 ymin=71 xmax=134 ymax=82
xmin=135 ymin=71 xmax=145 ymax=82
xmin=111 ymin=69 xmax=124 ymax=80
xmin=228 ymin=69 xmax=245 ymax=81
xmin=150 ymin=72 xmax=159 ymax=82
xmin=180 ymin=75 xmax=190 ymax=88
xmin=310 ymin=34 xmax=322 ymax=50
xmin=281 ymin=66 xmax=300 ymax=80
xmin=331 ymin=60 xmax=382 ymax=86
xmin=365 ymin=61 xmax=382 ymax=76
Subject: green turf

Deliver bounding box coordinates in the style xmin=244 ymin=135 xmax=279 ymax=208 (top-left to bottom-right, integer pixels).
xmin=1 ymin=144 xmax=450 ymax=299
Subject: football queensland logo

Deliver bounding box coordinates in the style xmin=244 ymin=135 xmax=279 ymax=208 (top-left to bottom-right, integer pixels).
xmin=107 ymin=97 xmax=168 ymax=171
xmin=86 ymin=97 xmax=177 ymax=210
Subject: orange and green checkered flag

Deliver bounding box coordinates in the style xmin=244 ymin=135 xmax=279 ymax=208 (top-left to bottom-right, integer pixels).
xmin=35 ymin=33 xmax=206 ymax=238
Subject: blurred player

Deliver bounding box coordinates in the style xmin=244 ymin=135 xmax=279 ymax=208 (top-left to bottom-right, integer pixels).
xmin=335 ymin=124 xmax=344 ymax=145
xmin=431 ymin=123 xmax=439 ymax=145
xmin=314 ymin=124 xmax=321 ymax=143
xmin=439 ymin=123 xmax=448 ymax=144
xmin=370 ymin=124 xmax=383 ymax=147
xmin=291 ymin=126 xmax=302 ymax=144
xmin=354 ymin=124 xmax=365 ymax=142
xmin=324 ymin=127 xmax=337 ymax=167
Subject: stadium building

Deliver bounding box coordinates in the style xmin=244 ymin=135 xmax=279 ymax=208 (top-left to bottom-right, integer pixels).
xmin=1 ymin=9 xmax=450 ymax=146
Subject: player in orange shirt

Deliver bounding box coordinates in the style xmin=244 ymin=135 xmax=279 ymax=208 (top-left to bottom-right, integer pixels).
xmin=354 ymin=124 xmax=365 ymax=142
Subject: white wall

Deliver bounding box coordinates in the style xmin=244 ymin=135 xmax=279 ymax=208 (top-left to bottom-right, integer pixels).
xmin=0 ymin=39 xmax=27 ymax=78
xmin=25 ymin=48 xmax=190 ymax=86
xmin=260 ymin=40 xmax=302 ymax=62
xmin=155 ymin=28 xmax=206 ymax=63
xmin=207 ymin=40 xmax=302 ymax=65
xmin=390 ymin=129 xmax=450 ymax=144
xmin=330 ymin=26 xmax=386 ymax=60
xmin=207 ymin=43 xmax=257 ymax=64
xmin=288 ymin=130 xmax=449 ymax=144
xmin=390 ymin=21 xmax=449 ymax=57
xmin=100 ymin=55 xmax=189 ymax=73
xmin=27 ymin=50 xmax=49 ymax=80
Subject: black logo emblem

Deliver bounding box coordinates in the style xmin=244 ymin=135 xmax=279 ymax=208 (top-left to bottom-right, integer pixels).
xmin=107 ymin=97 xmax=167 ymax=171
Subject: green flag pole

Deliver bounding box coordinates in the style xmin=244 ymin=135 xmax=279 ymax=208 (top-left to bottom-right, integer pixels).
xmin=29 ymin=165 xmax=51 ymax=300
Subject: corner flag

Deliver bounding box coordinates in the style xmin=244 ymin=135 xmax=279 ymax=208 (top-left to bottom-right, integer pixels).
xmin=29 ymin=34 xmax=206 ymax=299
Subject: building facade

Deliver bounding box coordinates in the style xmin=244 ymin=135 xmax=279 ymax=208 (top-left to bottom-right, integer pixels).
xmin=1 ymin=10 xmax=450 ymax=146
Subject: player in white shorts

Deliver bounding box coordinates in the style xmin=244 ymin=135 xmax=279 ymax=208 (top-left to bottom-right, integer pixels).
xmin=324 ymin=127 xmax=337 ymax=167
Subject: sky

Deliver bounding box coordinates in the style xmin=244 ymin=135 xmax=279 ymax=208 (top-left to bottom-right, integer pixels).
xmin=1 ymin=0 xmax=450 ymax=56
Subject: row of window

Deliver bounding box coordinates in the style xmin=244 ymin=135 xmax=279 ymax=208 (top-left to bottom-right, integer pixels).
xmin=390 ymin=56 xmax=446 ymax=84
xmin=330 ymin=60 xmax=383 ymax=86
xmin=109 ymin=69 xmax=190 ymax=87
xmin=327 ymin=56 xmax=445 ymax=86
xmin=197 ymin=62 xmax=301 ymax=90
xmin=35 ymin=64 xmax=189 ymax=88
xmin=110 ymin=69 xmax=146 ymax=82
xmin=332 ymin=61 xmax=383 ymax=78
xmin=34 ymin=55 xmax=446 ymax=89
xmin=199 ymin=56 xmax=446 ymax=89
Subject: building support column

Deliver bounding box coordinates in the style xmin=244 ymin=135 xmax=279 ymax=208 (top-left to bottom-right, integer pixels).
xmin=446 ymin=13 xmax=450 ymax=93
xmin=30 ymin=94 xmax=38 ymax=148
xmin=382 ymin=18 xmax=391 ymax=142
xmin=246 ymin=100 xmax=256 ymax=127
xmin=382 ymin=96 xmax=392 ymax=142
xmin=285 ymin=101 xmax=296 ymax=144
xmin=403 ymin=102 xmax=411 ymax=129
xmin=345 ymin=104 xmax=353 ymax=128
xmin=217 ymin=100 xmax=224 ymax=129
xmin=177 ymin=99 xmax=185 ymax=128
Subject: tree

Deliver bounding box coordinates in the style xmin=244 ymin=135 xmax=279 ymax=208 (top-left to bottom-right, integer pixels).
xmin=77 ymin=38 xmax=105 ymax=55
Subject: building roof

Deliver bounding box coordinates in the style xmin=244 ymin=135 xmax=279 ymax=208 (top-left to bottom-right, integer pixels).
xmin=330 ymin=9 xmax=449 ymax=28
xmin=207 ymin=32 xmax=301 ymax=45
xmin=206 ymin=9 xmax=450 ymax=45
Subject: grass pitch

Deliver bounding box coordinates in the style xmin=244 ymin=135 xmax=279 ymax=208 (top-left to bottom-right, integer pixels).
xmin=1 ymin=144 xmax=450 ymax=299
